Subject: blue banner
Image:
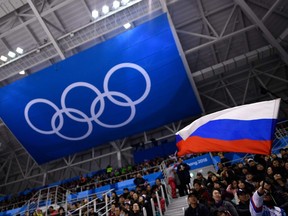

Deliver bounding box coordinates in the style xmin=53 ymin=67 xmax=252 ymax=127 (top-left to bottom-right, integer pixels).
xmin=184 ymin=154 xmax=214 ymax=170
xmin=0 ymin=14 xmax=202 ymax=164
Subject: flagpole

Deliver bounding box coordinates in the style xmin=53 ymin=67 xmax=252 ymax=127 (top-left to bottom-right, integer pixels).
xmin=209 ymin=152 xmax=217 ymax=171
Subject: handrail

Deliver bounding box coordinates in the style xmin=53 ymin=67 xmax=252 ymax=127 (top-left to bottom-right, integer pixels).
xmin=74 ymin=164 xmax=161 ymax=192
xmin=66 ymin=178 xmax=159 ymax=207
xmin=143 ymin=207 xmax=147 ymax=216
xmin=155 ymin=191 xmax=163 ymax=216
xmin=150 ymin=198 xmax=156 ymax=216
xmin=68 ymin=189 xmax=114 ymax=216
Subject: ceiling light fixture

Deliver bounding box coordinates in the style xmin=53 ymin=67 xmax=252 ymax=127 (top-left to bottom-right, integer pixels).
xmin=92 ymin=9 xmax=99 ymax=19
xmin=121 ymin=0 xmax=130 ymax=6
xmin=113 ymin=0 xmax=120 ymax=9
xmin=8 ymin=51 xmax=16 ymax=58
xmin=19 ymin=70 xmax=25 ymax=75
xmin=16 ymin=47 xmax=24 ymax=54
xmin=102 ymin=5 xmax=109 ymax=14
xmin=123 ymin=23 xmax=131 ymax=29
xmin=0 ymin=55 xmax=7 ymax=62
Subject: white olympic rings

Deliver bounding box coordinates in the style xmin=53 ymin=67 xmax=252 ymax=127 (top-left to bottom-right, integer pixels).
xmin=24 ymin=63 xmax=151 ymax=140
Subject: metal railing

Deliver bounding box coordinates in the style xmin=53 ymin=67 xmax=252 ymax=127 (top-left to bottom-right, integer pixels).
xmin=67 ymin=189 xmax=114 ymax=216
xmin=71 ymin=164 xmax=161 ymax=193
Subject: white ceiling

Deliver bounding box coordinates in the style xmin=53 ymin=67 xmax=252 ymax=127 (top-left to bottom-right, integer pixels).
xmin=0 ymin=0 xmax=287 ymax=195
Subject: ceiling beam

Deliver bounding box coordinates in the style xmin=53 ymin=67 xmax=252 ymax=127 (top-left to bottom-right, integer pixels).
xmin=235 ymin=0 xmax=288 ymax=65
xmin=261 ymin=0 xmax=282 ymax=22
xmin=185 ymin=25 xmax=256 ymax=55
xmin=0 ymin=0 xmax=76 ymax=40
xmin=27 ymin=0 xmax=65 ymax=60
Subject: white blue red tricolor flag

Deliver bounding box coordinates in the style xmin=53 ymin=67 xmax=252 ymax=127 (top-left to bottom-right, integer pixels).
xmin=176 ymin=99 xmax=281 ymax=156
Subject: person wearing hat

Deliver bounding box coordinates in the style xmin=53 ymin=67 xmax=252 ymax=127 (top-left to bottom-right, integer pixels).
xmin=184 ymin=190 xmax=210 ymax=216
xmin=247 ymin=158 xmax=257 ymax=173
xmin=236 ymin=189 xmax=250 ymax=216
xmin=250 ymin=181 xmax=286 ymax=216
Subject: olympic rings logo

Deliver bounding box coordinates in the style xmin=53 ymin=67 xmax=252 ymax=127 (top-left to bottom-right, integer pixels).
xmin=24 ymin=63 xmax=151 ymax=141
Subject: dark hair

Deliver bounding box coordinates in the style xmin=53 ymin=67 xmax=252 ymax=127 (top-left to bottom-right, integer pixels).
xmin=212 ymin=188 xmax=222 ymax=195
xmin=264 ymin=177 xmax=274 ymax=185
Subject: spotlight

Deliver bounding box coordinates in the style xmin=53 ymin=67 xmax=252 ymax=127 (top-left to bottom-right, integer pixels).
xmin=19 ymin=70 xmax=25 ymax=75
xmin=102 ymin=5 xmax=109 ymax=14
xmin=121 ymin=0 xmax=130 ymax=5
xmin=16 ymin=47 xmax=23 ymax=54
xmin=0 ymin=55 xmax=7 ymax=62
xmin=112 ymin=0 xmax=120 ymax=9
xmin=123 ymin=23 xmax=131 ymax=29
xmin=8 ymin=51 xmax=16 ymax=58
xmin=92 ymin=9 xmax=99 ymax=19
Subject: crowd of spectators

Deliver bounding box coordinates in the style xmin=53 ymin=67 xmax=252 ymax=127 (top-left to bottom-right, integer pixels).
xmin=14 ymin=175 xmax=168 ymax=216
xmin=184 ymin=149 xmax=288 ymax=216
xmin=66 ymin=177 xmax=168 ymax=216
xmin=3 ymin=145 xmax=288 ymax=216
xmin=0 ymin=156 xmax=171 ymax=213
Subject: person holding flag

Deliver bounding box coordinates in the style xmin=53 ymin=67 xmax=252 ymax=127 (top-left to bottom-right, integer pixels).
xmin=250 ymin=180 xmax=286 ymax=216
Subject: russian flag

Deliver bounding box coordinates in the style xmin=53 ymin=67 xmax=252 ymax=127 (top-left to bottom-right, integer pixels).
xmin=176 ymin=99 xmax=281 ymax=156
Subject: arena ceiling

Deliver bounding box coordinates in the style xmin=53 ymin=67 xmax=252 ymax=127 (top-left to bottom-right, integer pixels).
xmin=0 ymin=0 xmax=287 ymax=195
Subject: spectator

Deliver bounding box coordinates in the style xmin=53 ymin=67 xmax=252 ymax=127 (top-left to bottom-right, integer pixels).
xmin=245 ymin=173 xmax=257 ymax=188
xmin=106 ymin=165 xmax=113 ymax=177
xmin=165 ymin=162 xmax=177 ymax=198
xmin=266 ymin=166 xmax=274 ymax=180
xmin=254 ymin=163 xmax=266 ymax=182
xmin=184 ymin=191 xmax=210 ymax=216
xmin=177 ymin=157 xmax=191 ymax=196
xmin=217 ymin=162 xmax=226 ymax=175
xmin=250 ymin=181 xmax=286 ymax=216
xmin=218 ymin=152 xmax=231 ymax=167
xmin=46 ymin=206 xmax=57 ymax=216
xmin=35 ymin=209 xmax=44 ymax=216
xmin=122 ymin=188 xmax=129 ymax=199
xmin=133 ymin=174 xmax=147 ymax=189
xmin=192 ymin=180 xmax=211 ymax=206
xmin=226 ymin=179 xmax=239 ymax=205
xmin=111 ymin=191 xmax=119 ymax=204
xmin=155 ymin=178 xmax=168 ymax=201
xmin=271 ymin=158 xmax=285 ymax=174
xmin=279 ymin=148 xmax=288 ymax=161
xmin=138 ymin=195 xmax=153 ymax=216
xmin=195 ymin=172 xmax=207 ymax=186
xmin=273 ymin=173 xmax=288 ymax=193
xmin=57 ymin=207 xmax=65 ymax=216
xmin=238 ymin=179 xmax=253 ymax=196
xmin=247 ymin=158 xmax=257 ymax=173
xmin=130 ymin=203 xmax=143 ymax=216
xmin=283 ymin=161 xmax=288 ymax=179
xmin=264 ymin=177 xmax=288 ymax=212
xmin=236 ymin=189 xmax=250 ymax=216
xmin=114 ymin=206 xmax=121 ymax=216
xmin=109 ymin=203 xmax=116 ymax=216
xmin=210 ymin=189 xmax=239 ymax=216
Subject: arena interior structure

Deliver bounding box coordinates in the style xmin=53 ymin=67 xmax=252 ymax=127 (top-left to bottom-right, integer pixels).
xmin=0 ymin=0 xmax=287 ymax=214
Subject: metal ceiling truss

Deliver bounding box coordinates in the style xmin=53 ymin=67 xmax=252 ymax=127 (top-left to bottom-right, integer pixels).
xmin=0 ymin=0 xmax=163 ymax=81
